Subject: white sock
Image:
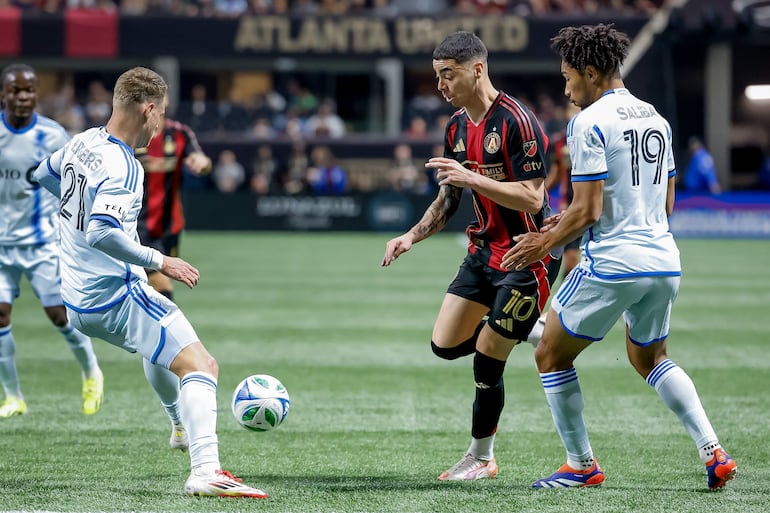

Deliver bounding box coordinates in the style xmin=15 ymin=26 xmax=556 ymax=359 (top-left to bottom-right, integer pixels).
xmin=468 ymin=434 xmax=495 ymax=461
xmin=0 ymin=326 xmax=22 ymax=398
xmin=59 ymin=323 xmax=99 ymax=378
xmin=540 ymin=368 xmax=594 ymax=470
xmin=179 ymin=372 xmax=220 ymax=472
xmin=646 ymin=359 xmax=718 ymax=462
xmin=142 ymin=358 xmax=182 ymax=425
xmin=525 ymin=313 xmax=547 ymax=348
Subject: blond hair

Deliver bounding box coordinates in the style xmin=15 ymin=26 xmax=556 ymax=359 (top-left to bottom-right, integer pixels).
xmin=112 ymin=67 xmax=167 ymax=108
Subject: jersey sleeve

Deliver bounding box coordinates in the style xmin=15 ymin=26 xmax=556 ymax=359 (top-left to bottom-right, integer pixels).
xmin=664 ymin=120 xmax=677 ymax=178
xmin=180 ymin=123 xmax=203 ymax=158
xmin=568 ymin=120 xmax=608 ymax=182
xmin=506 ymin=110 xmax=548 ymax=182
xmin=33 ymin=145 xmax=66 ymax=197
xmin=91 ymin=156 xmax=141 ymax=227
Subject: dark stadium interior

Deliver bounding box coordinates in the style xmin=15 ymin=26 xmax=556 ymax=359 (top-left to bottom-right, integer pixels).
xmin=1 ymin=0 xmax=769 ymax=196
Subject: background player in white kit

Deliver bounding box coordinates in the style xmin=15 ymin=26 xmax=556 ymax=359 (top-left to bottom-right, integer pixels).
xmin=34 ymin=66 xmax=268 ymax=498
xmin=501 ymin=24 xmax=737 ymax=491
xmin=0 ymin=63 xmax=103 ymax=418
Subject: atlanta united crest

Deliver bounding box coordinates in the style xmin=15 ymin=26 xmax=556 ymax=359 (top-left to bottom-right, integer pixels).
xmin=484 ymin=132 xmax=501 ymax=154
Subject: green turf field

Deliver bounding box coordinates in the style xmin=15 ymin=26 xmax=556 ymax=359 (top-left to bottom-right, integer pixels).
xmin=0 ymin=233 xmax=768 ymax=513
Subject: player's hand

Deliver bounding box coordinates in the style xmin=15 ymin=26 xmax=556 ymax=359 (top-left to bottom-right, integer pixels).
xmin=541 ymin=211 xmax=564 ymax=233
xmin=184 ymin=152 xmax=212 ymax=175
xmin=426 ymin=157 xmax=476 ymax=188
xmin=160 ymin=256 xmax=200 ymax=289
xmin=501 ymin=232 xmax=549 ymax=271
xmin=382 ymin=233 xmax=415 ymax=267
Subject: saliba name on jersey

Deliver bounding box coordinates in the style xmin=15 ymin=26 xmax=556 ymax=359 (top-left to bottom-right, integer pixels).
xmin=616 ymin=105 xmax=658 ymax=121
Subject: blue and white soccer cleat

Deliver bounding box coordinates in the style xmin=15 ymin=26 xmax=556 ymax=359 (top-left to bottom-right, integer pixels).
xmin=706 ymin=448 xmax=737 ymax=490
xmin=532 ymin=461 xmax=605 ymax=488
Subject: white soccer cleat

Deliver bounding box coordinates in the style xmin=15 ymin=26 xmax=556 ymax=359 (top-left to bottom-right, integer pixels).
xmin=169 ymin=424 xmax=189 ymax=451
xmin=184 ymin=468 xmax=268 ymax=498
xmin=438 ymin=453 xmax=498 ymax=481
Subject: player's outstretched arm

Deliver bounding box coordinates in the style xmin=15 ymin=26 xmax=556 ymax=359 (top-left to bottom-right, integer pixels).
xmin=159 ymin=256 xmax=200 ymax=289
xmin=86 ymin=218 xmax=199 ymax=288
xmin=381 ymin=184 xmax=462 ymax=267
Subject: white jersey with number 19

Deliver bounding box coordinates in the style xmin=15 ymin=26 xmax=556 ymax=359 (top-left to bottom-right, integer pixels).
xmin=37 ymin=126 xmax=148 ymax=312
xmin=567 ymin=88 xmax=681 ymax=279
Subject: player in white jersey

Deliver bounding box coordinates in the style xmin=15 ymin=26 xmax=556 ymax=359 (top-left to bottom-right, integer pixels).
xmin=501 ymin=24 xmax=736 ymax=491
xmin=33 ymin=67 xmax=267 ymax=499
xmin=0 ymin=63 xmax=103 ymax=418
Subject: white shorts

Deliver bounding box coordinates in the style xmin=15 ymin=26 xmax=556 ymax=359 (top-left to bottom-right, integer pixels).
xmin=0 ymin=243 xmax=62 ymax=307
xmin=551 ymin=265 xmax=680 ymax=346
xmin=66 ymin=281 xmax=199 ymax=369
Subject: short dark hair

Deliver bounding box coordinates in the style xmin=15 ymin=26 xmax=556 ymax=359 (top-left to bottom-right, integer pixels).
xmin=550 ymin=24 xmax=630 ymax=76
xmin=1 ymin=63 xmax=36 ymax=87
xmin=433 ymin=31 xmax=488 ymax=64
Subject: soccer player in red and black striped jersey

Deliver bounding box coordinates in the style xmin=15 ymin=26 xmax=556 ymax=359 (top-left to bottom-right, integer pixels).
xmin=135 ymin=94 xmax=211 ymax=302
xmin=135 ymin=95 xmax=211 ymax=453
xmin=382 ymin=31 xmax=556 ymax=481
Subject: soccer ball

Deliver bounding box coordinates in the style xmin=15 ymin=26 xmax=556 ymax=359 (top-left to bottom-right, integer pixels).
xmin=231 ymin=374 xmax=290 ymax=432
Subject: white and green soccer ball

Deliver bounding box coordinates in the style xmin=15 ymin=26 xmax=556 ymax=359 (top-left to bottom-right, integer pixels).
xmin=231 ymin=374 xmax=290 ymax=432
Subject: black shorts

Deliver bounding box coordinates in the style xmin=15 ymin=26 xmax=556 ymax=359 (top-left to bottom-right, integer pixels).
xmin=447 ymin=252 xmax=545 ymax=341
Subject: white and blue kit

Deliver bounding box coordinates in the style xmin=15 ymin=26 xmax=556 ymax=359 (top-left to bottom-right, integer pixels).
xmin=34 ymin=127 xmax=198 ymax=368
xmin=551 ymin=88 xmax=681 ymax=344
xmin=0 ymin=112 xmax=69 ymax=306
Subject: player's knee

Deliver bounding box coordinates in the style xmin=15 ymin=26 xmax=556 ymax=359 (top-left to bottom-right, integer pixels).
xmin=45 ymin=306 xmax=69 ymax=328
xmin=200 ymin=354 xmax=219 ymax=377
xmin=431 ymin=341 xmax=469 ymax=360
xmin=473 ymin=351 xmax=506 ymax=387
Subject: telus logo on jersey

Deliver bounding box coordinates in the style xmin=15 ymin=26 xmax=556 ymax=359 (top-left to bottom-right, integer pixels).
xmin=102 ymin=203 xmax=126 ymax=219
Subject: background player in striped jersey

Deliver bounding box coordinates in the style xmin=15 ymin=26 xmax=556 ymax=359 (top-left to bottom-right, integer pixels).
xmin=382 ymin=31 xmax=554 ymax=481
xmin=34 ymin=67 xmax=267 ymax=498
xmin=502 ymin=24 xmax=736 ymax=490
xmin=135 ymin=94 xmax=211 ymax=452
xmin=0 ymin=63 xmax=104 ymax=418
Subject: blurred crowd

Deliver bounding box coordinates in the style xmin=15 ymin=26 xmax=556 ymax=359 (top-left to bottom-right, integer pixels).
xmin=1 ymin=0 xmax=663 ymax=16
xmin=37 ymin=74 xmax=581 ymax=196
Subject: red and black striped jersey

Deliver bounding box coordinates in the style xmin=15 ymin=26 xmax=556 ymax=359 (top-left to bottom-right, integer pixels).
xmin=444 ymin=91 xmax=550 ymax=271
xmin=136 ymin=119 xmax=202 ymax=239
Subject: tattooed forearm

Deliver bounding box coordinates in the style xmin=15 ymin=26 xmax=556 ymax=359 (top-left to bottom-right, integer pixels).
xmin=408 ymin=185 xmax=462 ymax=242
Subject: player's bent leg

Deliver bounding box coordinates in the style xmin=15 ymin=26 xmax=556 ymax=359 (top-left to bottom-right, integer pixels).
xmin=148 ymin=271 xmax=174 ymax=301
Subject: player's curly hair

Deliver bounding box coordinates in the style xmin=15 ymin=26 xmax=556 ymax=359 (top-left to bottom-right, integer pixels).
xmin=550 ymin=24 xmax=630 ymax=76
xmin=433 ymin=31 xmax=488 ymax=64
